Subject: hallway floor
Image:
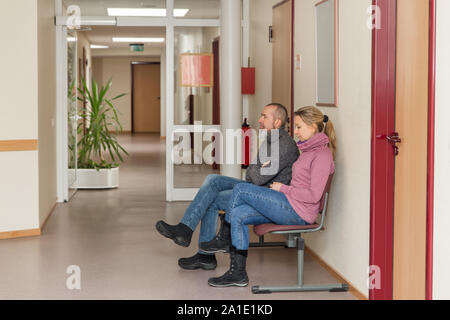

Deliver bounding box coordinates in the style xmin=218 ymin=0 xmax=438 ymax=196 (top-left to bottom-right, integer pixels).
xmin=0 ymin=134 xmax=355 ymax=300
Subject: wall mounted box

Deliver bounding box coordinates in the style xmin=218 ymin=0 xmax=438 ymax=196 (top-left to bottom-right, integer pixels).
xmin=242 ymin=67 xmax=255 ymax=95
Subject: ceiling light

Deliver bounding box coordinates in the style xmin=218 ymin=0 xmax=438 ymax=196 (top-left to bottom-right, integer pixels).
xmin=112 ymin=37 xmax=165 ymax=43
xmin=90 ymin=45 xmax=109 ymax=49
xmin=173 ymin=9 xmax=190 ymax=17
xmin=107 ymin=8 xmax=189 ymax=17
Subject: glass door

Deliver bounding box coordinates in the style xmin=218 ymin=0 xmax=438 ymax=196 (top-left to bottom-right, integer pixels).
xmin=67 ymin=30 xmax=78 ymax=198
xmin=171 ymin=26 xmax=221 ymax=193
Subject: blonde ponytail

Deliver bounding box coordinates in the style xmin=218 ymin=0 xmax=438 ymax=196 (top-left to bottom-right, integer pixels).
xmin=295 ymin=106 xmax=337 ymax=160
xmin=323 ymin=119 xmax=336 ymax=161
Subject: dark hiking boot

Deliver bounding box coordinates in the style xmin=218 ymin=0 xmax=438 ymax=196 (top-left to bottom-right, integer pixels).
xmin=178 ymin=253 xmax=217 ymax=270
xmin=199 ymin=218 xmax=231 ymax=254
xmin=155 ymin=220 xmax=193 ymax=247
xmin=208 ymin=248 xmax=249 ymax=287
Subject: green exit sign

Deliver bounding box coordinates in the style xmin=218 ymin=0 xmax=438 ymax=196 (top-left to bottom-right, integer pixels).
xmin=130 ymin=43 xmax=144 ymax=52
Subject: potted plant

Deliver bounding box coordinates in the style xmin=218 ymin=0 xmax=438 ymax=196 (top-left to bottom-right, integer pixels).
xmin=69 ymin=77 xmax=128 ymax=189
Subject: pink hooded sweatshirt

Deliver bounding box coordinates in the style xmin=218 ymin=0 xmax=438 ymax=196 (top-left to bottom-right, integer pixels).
xmin=279 ymin=132 xmax=335 ymax=224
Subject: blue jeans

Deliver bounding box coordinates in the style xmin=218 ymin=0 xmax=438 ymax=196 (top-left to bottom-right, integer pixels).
xmin=226 ymin=183 xmax=309 ymax=250
xmin=180 ymin=174 xmax=246 ymax=252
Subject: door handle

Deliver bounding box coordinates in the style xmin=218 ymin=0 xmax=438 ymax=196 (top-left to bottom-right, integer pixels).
xmin=376 ymin=132 xmax=402 ymax=156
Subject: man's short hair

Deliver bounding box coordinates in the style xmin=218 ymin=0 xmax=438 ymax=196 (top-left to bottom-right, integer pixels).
xmin=266 ymin=103 xmax=289 ymax=128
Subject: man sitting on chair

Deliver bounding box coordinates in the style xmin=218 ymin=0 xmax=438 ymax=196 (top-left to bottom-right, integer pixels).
xmin=155 ymin=103 xmax=299 ymax=271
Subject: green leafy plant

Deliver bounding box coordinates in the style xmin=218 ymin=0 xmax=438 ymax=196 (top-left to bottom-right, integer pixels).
xmin=68 ymin=80 xmax=77 ymax=169
xmin=77 ymin=78 xmax=128 ymax=170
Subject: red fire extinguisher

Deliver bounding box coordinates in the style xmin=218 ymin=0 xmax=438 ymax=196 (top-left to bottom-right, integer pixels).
xmin=242 ymin=118 xmax=251 ymax=169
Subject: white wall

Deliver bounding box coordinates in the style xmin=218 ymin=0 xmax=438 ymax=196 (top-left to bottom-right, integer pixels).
xmin=0 ymin=0 xmax=40 ymax=233
xmin=294 ymin=0 xmax=372 ymax=298
xmin=0 ymin=152 xmax=40 ymax=232
xmin=433 ymin=0 xmax=450 ymax=300
xmin=0 ymin=0 xmax=38 ymax=140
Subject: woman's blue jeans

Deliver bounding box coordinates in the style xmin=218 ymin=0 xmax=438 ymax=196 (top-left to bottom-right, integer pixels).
xmin=225 ymin=183 xmax=309 ymax=250
xmin=180 ymin=174 xmax=246 ymax=252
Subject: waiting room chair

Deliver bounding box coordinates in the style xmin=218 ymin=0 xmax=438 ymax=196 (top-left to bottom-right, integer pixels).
xmin=250 ymin=174 xmax=349 ymax=294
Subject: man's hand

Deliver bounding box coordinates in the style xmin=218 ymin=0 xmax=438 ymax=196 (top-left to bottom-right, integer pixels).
xmin=270 ymin=182 xmax=284 ymax=192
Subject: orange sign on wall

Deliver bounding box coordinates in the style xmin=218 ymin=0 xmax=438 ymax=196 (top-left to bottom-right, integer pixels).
xmin=179 ymin=53 xmax=214 ymax=88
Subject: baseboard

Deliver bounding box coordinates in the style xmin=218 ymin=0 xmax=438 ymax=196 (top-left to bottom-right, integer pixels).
xmin=40 ymin=202 xmax=57 ymax=232
xmin=0 ymin=202 xmax=57 ymax=240
xmin=0 ymin=228 xmax=41 ymax=240
xmin=305 ymin=245 xmax=369 ymax=300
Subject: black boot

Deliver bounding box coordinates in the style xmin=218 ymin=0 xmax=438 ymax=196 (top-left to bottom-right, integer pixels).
xmin=178 ymin=253 xmax=217 ymax=270
xmin=208 ymin=247 xmax=249 ymax=287
xmin=199 ymin=215 xmax=231 ymax=253
xmin=155 ymin=220 xmax=193 ymax=247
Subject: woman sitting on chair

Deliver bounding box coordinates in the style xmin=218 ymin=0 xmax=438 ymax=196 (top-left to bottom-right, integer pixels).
xmin=200 ymin=106 xmax=337 ymax=287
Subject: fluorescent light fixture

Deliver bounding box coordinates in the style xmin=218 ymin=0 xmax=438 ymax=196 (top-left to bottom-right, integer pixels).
xmin=67 ymin=37 xmax=77 ymax=42
xmin=90 ymin=45 xmax=109 ymax=49
xmin=112 ymin=37 xmax=165 ymax=43
xmin=173 ymin=9 xmax=190 ymax=17
xmin=107 ymin=8 xmax=189 ymax=17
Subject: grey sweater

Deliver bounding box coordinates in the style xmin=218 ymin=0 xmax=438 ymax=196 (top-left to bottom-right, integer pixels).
xmin=245 ymin=129 xmax=299 ymax=187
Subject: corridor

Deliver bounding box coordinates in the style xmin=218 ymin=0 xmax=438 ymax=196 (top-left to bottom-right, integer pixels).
xmin=0 ymin=134 xmax=354 ymax=300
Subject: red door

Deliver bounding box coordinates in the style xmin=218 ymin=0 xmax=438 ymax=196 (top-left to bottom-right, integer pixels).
xmin=370 ymin=0 xmax=397 ymax=300
xmin=370 ymin=0 xmax=436 ymax=300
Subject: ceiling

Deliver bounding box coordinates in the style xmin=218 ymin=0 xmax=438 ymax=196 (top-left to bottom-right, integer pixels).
xmin=62 ymin=0 xmax=220 ymax=19
xmin=63 ymin=0 xmax=220 ymax=52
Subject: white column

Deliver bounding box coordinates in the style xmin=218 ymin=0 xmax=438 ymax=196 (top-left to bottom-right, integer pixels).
xmin=165 ymin=0 xmax=175 ymax=201
xmin=220 ymin=0 xmax=242 ymax=179
xmin=55 ymin=0 xmax=68 ymax=202
xmin=160 ymin=50 xmax=166 ymax=138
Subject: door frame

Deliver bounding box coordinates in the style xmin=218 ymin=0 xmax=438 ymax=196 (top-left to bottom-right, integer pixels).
xmin=370 ymin=0 xmax=436 ymax=300
xmin=131 ymin=61 xmax=161 ymax=134
xmin=426 ymin=0 xmax=436 ymax=301
xmin=272 ymin=0 xmax=295 ymax=137
xmin=55 ymin=0 xmax=229 ymax=202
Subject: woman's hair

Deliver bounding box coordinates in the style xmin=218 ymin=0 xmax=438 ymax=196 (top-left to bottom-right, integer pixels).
xmin=294 ymin=106 xmax=337 ymax=160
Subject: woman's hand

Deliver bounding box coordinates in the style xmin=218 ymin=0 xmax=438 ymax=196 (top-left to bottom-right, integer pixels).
xmin=270 ymin=182 xmax=284 ymax=192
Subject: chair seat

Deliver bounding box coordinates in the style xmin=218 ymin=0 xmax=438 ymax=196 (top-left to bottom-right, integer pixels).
xmin=253 ymin=223 xmax=320 ymax=236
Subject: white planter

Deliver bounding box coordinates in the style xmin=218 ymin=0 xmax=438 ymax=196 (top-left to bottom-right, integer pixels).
xmin=69 ymin=167 xmax=119 ymax=189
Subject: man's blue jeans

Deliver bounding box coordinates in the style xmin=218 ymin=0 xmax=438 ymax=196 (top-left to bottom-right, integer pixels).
xmin=225 ymin=183 xmax=309 ymax=250
xmin=180 ymin=174 xmax=246 ymax=252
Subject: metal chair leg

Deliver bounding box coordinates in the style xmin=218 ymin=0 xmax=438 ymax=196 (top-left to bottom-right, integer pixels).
xmin=252 ymin=236 xmax=349 ymax=294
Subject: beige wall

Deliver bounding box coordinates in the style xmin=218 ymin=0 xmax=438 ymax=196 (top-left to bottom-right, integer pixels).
xmin=92 ymin=56 xmax=161 ymax=132
xmin=293 ymin=0 xmax=372 ymax=297
xmin=433 ymin=0 xmax=450 ymax=300
xmin=38 ymin=0 xmax=57 ymax=227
